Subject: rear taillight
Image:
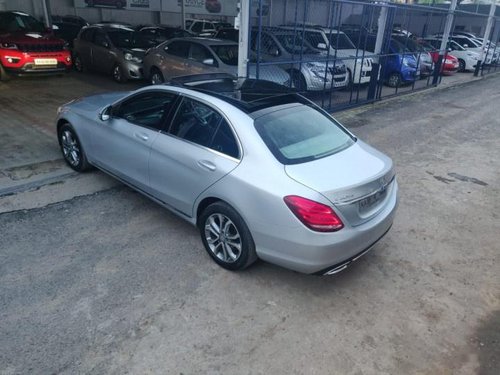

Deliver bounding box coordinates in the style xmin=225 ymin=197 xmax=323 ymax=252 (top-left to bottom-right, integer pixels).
xmin=284 ymin=195 xmax=344 ymax=232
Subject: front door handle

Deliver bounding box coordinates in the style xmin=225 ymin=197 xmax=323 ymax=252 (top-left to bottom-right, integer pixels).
xmin=134 ymin=132 xmax=149 ymax=141
xmin=197 ymin=160 xmax=216 ymax=172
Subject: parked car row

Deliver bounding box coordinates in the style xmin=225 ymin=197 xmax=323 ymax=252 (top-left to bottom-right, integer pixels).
xmin=2 ymin=9 xmax=498 ymax=89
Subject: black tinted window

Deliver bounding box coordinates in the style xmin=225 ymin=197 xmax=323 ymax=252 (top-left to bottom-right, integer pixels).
xmin=170 ymin=98 xmax=239 ymax=157
xmin=80 ymin=28 xmax=95 ymax=41
xmin=115 ymin=91 xmax=177 ymax=130
xmin=165 ymin=41 xmax=189 ymax=58
xmin=0 ymin=12 xmax=45 ymax=33
xmin=191 ymin=22 xmax=203 ymax=33
xmin=189 ymin=43 xmax=213 ymax=63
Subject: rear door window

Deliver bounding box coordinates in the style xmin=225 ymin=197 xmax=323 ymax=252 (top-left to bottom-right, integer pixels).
xmin=169 ymin=97 xmax=239 ymax=158
xmin=165 ymin=40 xmax=190 ymax=58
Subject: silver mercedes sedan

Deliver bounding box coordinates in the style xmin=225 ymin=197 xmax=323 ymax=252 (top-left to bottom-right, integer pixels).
xmin=56 ymin=76 xmax=398 ymax=275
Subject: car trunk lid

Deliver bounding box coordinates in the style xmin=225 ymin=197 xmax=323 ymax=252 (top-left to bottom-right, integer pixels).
xmin=284 ymin=141 xmax=395 ymax=226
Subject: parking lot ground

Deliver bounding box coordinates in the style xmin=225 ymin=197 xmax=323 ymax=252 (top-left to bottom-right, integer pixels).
xmin=1 ymin=72 xmax=499 ymax=374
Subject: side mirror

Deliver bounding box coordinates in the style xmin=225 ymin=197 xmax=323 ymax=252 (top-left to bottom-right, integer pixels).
xmin=463 ymin=44 xmax=468 ymax=48
xmin=269 ymin=48 xmax=280 ymax=57
xmin=202 ymin=58 xmax=215 ymax=66
xmin=52 ymin=24 xmax=60 ymax=31
xmin=447 ymin=48 xmax=452 ymax=52
xmin=100 ymin=106 xmax=112 ymax=121
xmin=317 ymin=42 xmax=327 ymax=50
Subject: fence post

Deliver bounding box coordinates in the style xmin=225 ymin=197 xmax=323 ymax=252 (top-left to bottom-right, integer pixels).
xmin=434 ymin=0 xmax=457 ymax=85
xmin=475 ymin=1 xmax=497 ymax=77
xmin=367 ymin=0 xmax=389 ymax=101
xmin=238 ymin=0 xmax=250 ymax=80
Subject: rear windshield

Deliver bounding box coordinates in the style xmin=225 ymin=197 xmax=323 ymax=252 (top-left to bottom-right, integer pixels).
xmin=254 ymin=105 xmax=355 ymax=164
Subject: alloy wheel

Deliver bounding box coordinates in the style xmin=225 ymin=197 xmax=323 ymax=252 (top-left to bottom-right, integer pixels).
xmin=61 ymin=130 xmax=80 ymax=167
xmin=113 ymin=65 xmax=123 ymax=82
xmin=151 ymin=71 xmax=164 ymax=85
xmin=204 ymin=213 xmax=242 ymax=263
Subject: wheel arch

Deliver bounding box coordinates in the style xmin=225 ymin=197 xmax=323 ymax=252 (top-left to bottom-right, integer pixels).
xmin=56 ymin=119 xmax=70 ymax=144
xmin=196 ymin=197 xmax=222 ymax=227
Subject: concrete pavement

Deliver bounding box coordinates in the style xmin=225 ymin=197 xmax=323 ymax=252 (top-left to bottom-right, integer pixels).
xmin=0 ymin=70 xmax=499 ymax=374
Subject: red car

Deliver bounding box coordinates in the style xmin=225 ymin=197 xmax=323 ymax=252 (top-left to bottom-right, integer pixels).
xmin=429 ymin=51 xmax=459 ymax=75
xmin=418 ymin=39 xmax=458 ymax=76
xmin=0 ymin=11 xmax=71 ymax=80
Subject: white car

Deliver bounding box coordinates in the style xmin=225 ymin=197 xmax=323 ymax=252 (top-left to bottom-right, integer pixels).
xmin=424 ymin=38 xmax=480 ymax=72
xmin=280 ymin=26 xmax=374 ymax=86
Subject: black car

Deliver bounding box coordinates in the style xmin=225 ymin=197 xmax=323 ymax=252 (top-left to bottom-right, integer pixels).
xmin=214 ymin=28 xmax=239 ymax=43
xmin=138 ymin=26 xmax=193 ymax=45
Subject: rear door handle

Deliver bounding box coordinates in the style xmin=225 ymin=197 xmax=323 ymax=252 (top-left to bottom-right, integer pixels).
xmin=134 ymin=132 xmax=149 ymax=141
xmin=197 ymin=160 xmax=216 ymax=172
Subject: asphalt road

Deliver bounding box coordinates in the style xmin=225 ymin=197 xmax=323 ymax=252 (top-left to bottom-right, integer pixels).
xmin=1 ymin=74 xmax=499 ymax=374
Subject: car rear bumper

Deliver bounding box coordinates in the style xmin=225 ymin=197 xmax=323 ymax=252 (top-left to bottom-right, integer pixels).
xmin=252 ymin=180 xmax=399 ymax=274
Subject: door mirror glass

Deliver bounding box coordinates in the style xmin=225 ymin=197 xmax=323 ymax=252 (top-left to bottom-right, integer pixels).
xmin=463 ymin=44 xmax=468 ymax=48
xmin=317 ymin=42 xmax=327 ymax=50
xmin=202 ymin=58 xmax=215 ymax=66
xmin=269 ymin=48 xmax=280 ymax=57
xmin=100 ymin=106 xmax=112 ymax=121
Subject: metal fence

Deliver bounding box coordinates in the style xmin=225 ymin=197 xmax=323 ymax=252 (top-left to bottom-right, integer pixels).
xmin=246 ymin=0 xmax=500 ymax=112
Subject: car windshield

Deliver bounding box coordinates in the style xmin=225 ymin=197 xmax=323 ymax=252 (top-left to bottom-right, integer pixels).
xmin=390 ymin=39 xmax=413 ymax=53
xmin=107 ymin=29 xmax=155 ymax=49
xmin=211 ymin=44 xmax=238 ymax=66
xmin=326 ymin=32 xmax=356 ymax=49
xmin=448 ymin=41 xmax=465 ymax=51
xmin=254 ymin=105 xmax=355 ymax=164
xmin=393 ymin=36 xmax=425 ymax=52
xmin=275 ymin=34 xmax=316 ymax=54
xmin=0 ymin=12 xmax=45 ymax=33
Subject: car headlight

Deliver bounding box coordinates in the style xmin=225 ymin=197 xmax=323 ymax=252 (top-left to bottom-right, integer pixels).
xmin=1 ymin=42 xmax=18 ymax=50
xmin=124 ymin=52 xmax=142 ymax=63
xmin=306 ymin=62 xmax=327 ymax=78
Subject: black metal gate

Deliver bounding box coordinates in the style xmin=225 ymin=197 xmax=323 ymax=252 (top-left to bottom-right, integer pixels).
xmin=247 ymin=0 xmax=500 ymax=112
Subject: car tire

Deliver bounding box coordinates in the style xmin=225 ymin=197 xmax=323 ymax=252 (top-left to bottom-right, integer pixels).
xmin=387 ymin=72 xmax=401 ymax=88
xmin=73 ymin=54 xmax=84 ymax=72
xmin=199 ymin=201 xmax=258 ymax=271
xmin=343 ymin=69 xmax=353 ymax=91
xmin=458 ymin=59 xmax=466 ymax=72
xmin=58 ymin=123 xmax=92 ymax=172
xmin=290 ymin=70 xmax=307 ymax=91
xmin=150 ymin=68 xmax=164 ymax=85
xmin=112 ymin=64 xmax=127 ymax=83
xmin=0 ymin=64 xmax=10 ymax=82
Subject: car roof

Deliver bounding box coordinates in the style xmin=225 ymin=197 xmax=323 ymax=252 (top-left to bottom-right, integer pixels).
xmin=279 ymin=25 xmax=346 ymax=34
xmin=169 ymin=37 xmax=236 ymax=46
xmin=165 ymin=74 xmax=307 ymax=116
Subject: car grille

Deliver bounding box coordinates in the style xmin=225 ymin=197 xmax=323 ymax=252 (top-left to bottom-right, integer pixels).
xmin=329 ymin=65 xmax=346 ymax=75
xmin=17 ymin=43 xmax=64 ymax=52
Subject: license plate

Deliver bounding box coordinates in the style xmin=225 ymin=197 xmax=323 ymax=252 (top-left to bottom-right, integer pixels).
xmin=359 ymin=189 xmax=387 ymax=211
xmin=34 ymin=58 xmax=57 ymax=66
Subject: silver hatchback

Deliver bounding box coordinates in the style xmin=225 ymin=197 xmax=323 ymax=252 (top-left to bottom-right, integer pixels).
xmin=143 ymin=37 xmax=291 ymax=87
xmin=73 ymin=25 xmax=156 ymax=83
xmin=56 ymin=77 xmax=398 ymax=275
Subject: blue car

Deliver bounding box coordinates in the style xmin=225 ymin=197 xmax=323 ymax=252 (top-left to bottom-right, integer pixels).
xmin=346 ymin=32 xmax=419 ymax=87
